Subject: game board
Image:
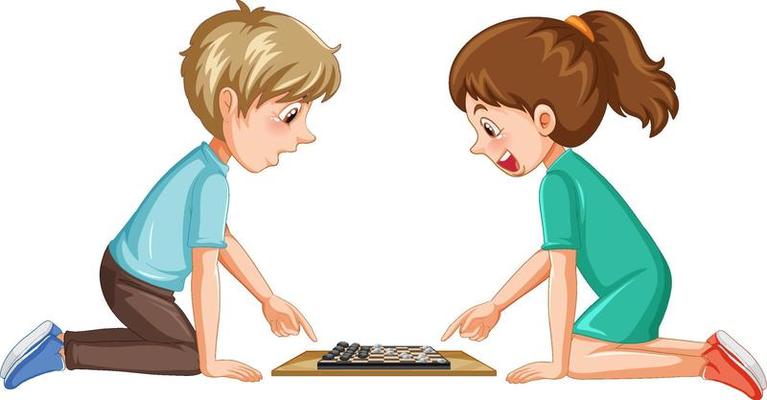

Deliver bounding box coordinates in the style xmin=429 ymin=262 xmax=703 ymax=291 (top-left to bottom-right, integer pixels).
xmin=317 ymin=342 xmax=450 ymax=370
xmin=272 ymin=349 xmax=496 ymax=377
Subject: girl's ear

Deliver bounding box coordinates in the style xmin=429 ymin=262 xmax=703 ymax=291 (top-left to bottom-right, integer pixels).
xmin=218 ymin=87 xmax=239 ymax=121
xmin=534 ymin=104 xmax=556 ymax=137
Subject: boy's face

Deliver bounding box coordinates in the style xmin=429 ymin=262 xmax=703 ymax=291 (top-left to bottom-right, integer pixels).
xmin=222 ymin=93 xmax=316 ymax=173
xmin=465 ymin=95 xmax=555 ymax=177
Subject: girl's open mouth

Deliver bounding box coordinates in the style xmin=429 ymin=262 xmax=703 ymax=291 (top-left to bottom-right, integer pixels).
xmin=497 ymin=150 xmax=519 ymax=173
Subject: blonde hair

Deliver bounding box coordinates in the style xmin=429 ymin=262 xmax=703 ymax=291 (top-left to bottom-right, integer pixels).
xmin=181 ymin=1 xmax=341 ymax=138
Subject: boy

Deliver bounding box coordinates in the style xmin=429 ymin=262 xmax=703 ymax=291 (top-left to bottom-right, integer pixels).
xmin=2 ymin=1 xmax=341 ymax=388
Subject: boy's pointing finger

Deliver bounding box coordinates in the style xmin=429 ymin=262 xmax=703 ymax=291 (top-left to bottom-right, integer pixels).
xmin=296 ymin=310 xmax=317 ymax=342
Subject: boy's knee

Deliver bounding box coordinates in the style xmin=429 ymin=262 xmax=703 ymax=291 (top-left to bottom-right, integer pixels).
xmin=177 ymin=343 xmax=201 ymax=375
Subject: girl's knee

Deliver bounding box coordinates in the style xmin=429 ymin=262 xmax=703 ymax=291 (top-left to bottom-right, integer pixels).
xmin=571 ymin=335 xmax=617 ymax=354
xmin=568 ymin=335 xmax=619 ymax=378
xmin=568 ymin=350 xmax=588 ymax=379
xmin=567 ymin=355 xmax=593 ymax=379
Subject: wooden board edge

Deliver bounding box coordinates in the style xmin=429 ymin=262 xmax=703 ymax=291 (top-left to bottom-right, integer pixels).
xmin=271 ymin=351 xmax=315 ymax=376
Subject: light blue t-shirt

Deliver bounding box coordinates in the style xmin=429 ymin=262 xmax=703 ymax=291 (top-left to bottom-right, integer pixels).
xmin=109 ymin=142 xmax=230 ymax=291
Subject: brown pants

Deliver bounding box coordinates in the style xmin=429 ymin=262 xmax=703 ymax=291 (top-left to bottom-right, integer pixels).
xmin=63 ymin=248 xmax=200 ymax=375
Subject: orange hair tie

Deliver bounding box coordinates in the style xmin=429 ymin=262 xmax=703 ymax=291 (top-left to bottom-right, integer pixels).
xmin=565 ymin=15 xmax=595 ymax=43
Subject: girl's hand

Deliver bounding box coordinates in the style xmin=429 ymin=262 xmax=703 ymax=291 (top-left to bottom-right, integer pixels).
xmin=507 ymin=361 xmax=567 ymax=383
xmin=201 ymin=359 xmax=262 ymax=382
xmin=441 ymin=301 xmax=501 ymax=342
xmin=262 ymin=295 xmax=317 ymax=341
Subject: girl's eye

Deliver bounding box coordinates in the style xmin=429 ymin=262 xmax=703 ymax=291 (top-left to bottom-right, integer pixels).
xmin=479 ymin=117 xmax=502 ymax=137
xmin=278 ymin=103 xmax=302 ymax=123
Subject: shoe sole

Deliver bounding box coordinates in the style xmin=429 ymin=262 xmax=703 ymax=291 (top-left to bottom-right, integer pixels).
xmin=4 ymin=336 xmax=64 ymax=390
xmin=717 ymin=331 xmax=767 ymax=390
xmin=717 ymin=347 xmax=764 ymax=399
xmin=1 ymin=321 xmax=54 ymax=379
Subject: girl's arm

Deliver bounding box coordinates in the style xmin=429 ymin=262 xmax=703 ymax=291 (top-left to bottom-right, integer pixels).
xmin=547 ymin=249 xmax=577 ymax=373
xmin=491 ymin=249 xmax=552 ymax=309
xmin=442 ymin=249 xmax=551 ymax=341
xmin=505 ymin=249 xmax=576 ymax=382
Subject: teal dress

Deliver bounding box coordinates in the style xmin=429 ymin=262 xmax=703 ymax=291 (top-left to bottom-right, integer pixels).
xmin=539 ymin=150 xmax=671 ymax=344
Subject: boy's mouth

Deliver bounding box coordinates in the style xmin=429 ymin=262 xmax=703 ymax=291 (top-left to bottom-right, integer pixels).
xmin=497 ymin=150 xmax=519 ymax=173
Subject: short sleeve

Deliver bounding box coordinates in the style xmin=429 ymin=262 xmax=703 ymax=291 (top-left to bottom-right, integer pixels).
xmin=539 ymin=172 xmax=581 ymax=250
xmin=188 ymin=172 xmax=229 ymax=248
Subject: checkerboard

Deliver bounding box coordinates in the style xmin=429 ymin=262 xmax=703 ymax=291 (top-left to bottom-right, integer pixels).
xmin=317 ymin=343 xmax=451 ymax=370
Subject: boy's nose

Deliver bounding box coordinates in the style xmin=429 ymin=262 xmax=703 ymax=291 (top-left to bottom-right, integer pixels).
xmin=298 ymin=130 xmax=316 ymax=144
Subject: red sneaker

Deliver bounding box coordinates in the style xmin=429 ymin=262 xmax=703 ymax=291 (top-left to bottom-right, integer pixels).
xmin=707 ymin=331 xmax=766 ymax=390
xmin=704 ymin=345 xmax=763 ymax=399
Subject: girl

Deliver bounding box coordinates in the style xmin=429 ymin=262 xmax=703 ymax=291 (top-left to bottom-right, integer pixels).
xmin=440 ymin=10 xmax=765 ymax=399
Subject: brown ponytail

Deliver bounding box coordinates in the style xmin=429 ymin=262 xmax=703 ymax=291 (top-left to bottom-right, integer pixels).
xmin=582 ymin=11 xmax=678 ymax=137
xmin=449 ymin=11 xmax=678 ymax=147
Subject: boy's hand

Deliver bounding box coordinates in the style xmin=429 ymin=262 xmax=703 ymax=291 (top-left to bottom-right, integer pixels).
xmin=262 ymin=295 xmax=317 ymax=341
xmin=441 ymin=301 xmax=501 ymax=342
xmin=201 ymin=359 xmax=262 ymax=382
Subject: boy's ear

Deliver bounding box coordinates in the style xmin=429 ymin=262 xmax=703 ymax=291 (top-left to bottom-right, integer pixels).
xmin=534 ymin=104 xmax=556 ymax=137
xmin=218 ymin=87 xmax=239 ymax=120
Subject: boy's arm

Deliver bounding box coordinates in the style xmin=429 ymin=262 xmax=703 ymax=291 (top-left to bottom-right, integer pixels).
xmin=442 ymin=249 xmax=550 ymax=341
xmin=191 ymin=247 xmax=261 ymax=382
xmin=218 ymin=226 xmax=317 ymax=341
xmin=218 ymin=226 xmax=273 ymax=302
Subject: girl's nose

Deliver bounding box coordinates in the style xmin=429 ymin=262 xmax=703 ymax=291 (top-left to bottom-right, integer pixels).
xmin=470 ymin=141 xmax=484 ymax=155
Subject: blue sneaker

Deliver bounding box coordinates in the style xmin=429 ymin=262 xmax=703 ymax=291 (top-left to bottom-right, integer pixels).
xmin=1 ymin=321 xmax=62 ymax=380
xmin=4 ymin=335 xmax=64 ymax=389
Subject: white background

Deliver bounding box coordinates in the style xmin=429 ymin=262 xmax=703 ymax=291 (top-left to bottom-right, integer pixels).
xmin=1 ymin=1 xmax=765 ymax=399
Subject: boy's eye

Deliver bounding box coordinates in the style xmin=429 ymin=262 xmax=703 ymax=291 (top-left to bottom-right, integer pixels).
xmin=479 ymin=117 xmax=501 ymax=137
xmin=278 ymin=103 xmax=302 ymax=123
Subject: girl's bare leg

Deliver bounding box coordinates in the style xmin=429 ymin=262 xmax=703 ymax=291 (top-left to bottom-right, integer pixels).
xmin=619 ymin=337 xmax=711 ymax=357
xmin=568 ymin=335 xmax=706 ymax=379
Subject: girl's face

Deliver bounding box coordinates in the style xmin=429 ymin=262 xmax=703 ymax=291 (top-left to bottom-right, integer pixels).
xmin=465 ymin=94 xmax=556 ymax=177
